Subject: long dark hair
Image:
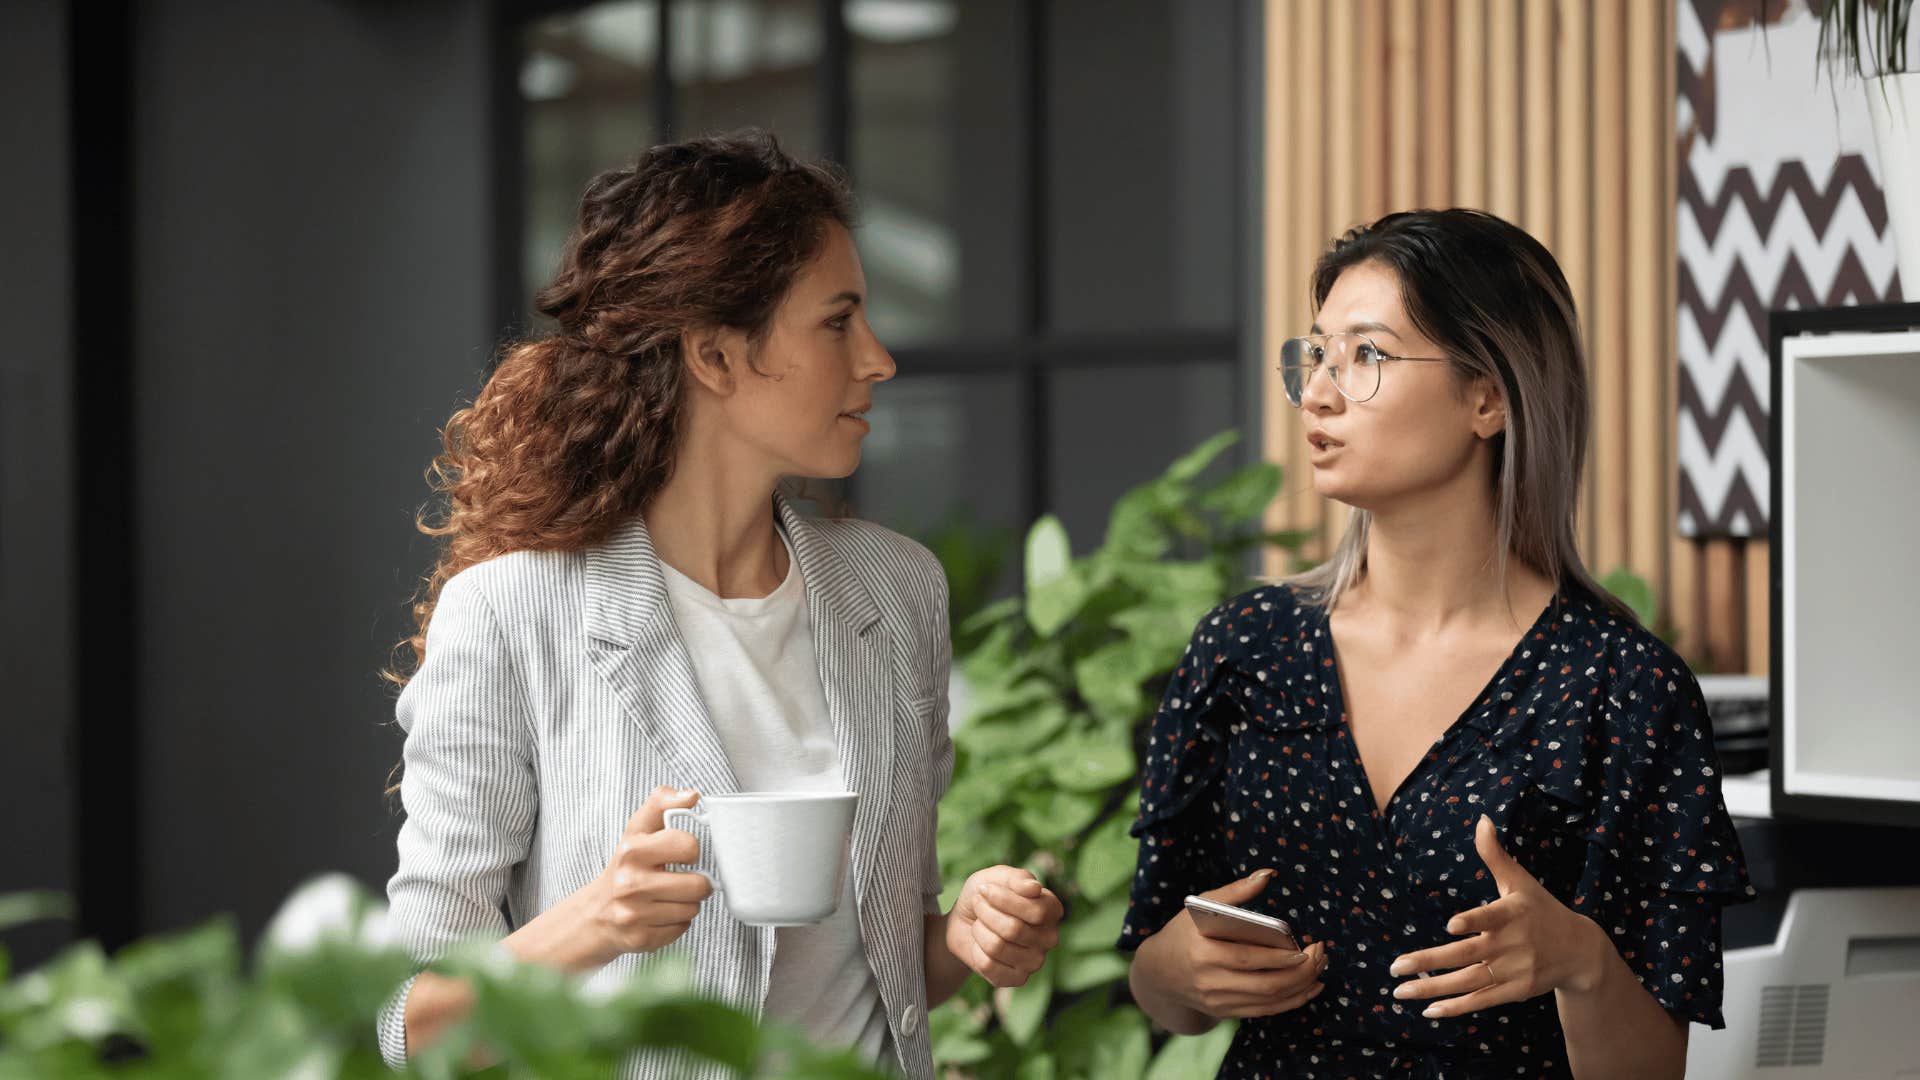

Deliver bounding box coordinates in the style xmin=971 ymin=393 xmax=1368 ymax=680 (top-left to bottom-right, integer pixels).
xmin=393 ymin=130 xmax=854 ymax=686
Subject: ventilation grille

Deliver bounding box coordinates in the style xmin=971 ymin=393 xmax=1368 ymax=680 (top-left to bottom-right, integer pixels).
xmin=1755 ymin=983 xmax=1830 ymax=1068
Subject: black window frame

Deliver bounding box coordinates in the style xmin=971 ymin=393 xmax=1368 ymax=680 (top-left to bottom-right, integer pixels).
xmin=491 ymin=0 xmax=1264 ymax=531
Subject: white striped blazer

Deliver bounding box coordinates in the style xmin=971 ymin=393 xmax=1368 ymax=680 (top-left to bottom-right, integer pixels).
xmin=378 ymin=492 xmax=956 ymax=1078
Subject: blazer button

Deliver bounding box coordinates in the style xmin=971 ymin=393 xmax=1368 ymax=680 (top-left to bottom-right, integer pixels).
xmin=900 ymin=1004 xmax=920 ymax=1038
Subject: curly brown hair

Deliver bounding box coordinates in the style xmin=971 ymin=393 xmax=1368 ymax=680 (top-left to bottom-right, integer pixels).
xmin=392 ymin=130 xmax=854 ymax=687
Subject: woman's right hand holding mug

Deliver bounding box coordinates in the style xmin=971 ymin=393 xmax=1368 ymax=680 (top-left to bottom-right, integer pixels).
xmin=578 ymin=786 xmax=715 ymax=964
xmin=1133 ymin=869 xmax=1329 ymax=1026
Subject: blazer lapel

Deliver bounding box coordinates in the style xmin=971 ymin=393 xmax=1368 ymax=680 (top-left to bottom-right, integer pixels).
xmin=777 ymin=493 xmax=896 ymax=906
xmin=582 ymin=513 xmax=742 ymax=800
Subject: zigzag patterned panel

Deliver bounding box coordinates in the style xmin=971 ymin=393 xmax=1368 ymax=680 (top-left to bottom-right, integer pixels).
xmin=1676 ymin=0 xmax=1903 ymax=537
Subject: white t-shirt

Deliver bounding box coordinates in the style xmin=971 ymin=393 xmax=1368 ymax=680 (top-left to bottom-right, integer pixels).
xmin=659 ymin=533 xmax=893 ymax=1066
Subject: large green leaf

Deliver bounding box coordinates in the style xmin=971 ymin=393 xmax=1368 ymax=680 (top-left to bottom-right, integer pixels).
xmin=1162 ymin=430 xmax=1240 ymax=485
xmin=1052 ymin=1001 xmax=1152 ymax=1080
xmin=939 ymin=766 xmax=1022 ymax=826
xmin=1038 ymin=732 xmax=1136 ymax=793
xmin=1016 ymin=1051 xmax=1058 ymax=1080
xmin=1104 ymin=485 xmax=1175 ymax=560
xmin=961 ymin=677 xmax=1055 ymax=726
xmin=992 ymin=957 xmax=1053 ymax=1046
xmin=1091 ymin=1007 xmax=1153 ymax=1080
xmin=959 ymin=619 xmax=1024 ymax=687
xmin=1072 ymin=642 xmax=1154 ymax=724
xmin=1145 ymin=1021 xmax=1240 ymax=1080
xmin=1109 ymin=560 xmax=1226 ymax=607
xmin=1074 ymin=811 xmax=1140 ymax=901
xmin=1197 ymin=461 xmax=1283 ymax=524
xmin=1055 ymin=951 xmax=1130 ymax=994
xmin=937 ymin=817 xmax=1023 ymax=887
xmin=1110 ymin=604 xmax=1206 ymax=672
xmin=929 ymin=999 xmax=992 ymax=1066
xmin=1024 ymin=514 xmax=1072 ymax=590
xmin=1026 ymin=567 xmax=1098 ymax=639
xmin=1060 ymin=895 xmax=1131 ymax=954
xmin=1014 ymin=788 xmax=1104 ymax=843
xmin=956 ymin=595 xmax=1022 ymax=639
xmin=956 ymin=702 xmax=1070 ymax=757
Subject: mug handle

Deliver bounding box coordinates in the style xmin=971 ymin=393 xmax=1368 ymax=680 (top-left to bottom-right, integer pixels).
xmin=662 ymin=807 xmax=721 ymax=894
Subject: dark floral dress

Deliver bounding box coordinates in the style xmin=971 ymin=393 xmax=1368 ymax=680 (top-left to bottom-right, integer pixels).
xmin=1118 ymin=583 xmax=1755 ymax=1079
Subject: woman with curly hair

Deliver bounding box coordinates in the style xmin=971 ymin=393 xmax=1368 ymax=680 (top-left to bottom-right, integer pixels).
xmin=378 ymin=131 xmax=1063 ymax=1079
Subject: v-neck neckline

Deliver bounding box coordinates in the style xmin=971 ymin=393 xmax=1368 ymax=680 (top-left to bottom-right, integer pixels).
xmin=1320 ymin=592 xmax=1563 ymax=822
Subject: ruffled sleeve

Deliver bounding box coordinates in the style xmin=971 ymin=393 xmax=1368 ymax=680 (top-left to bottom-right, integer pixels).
xmin=1579 ymin=643 xmax=1756 ymax=1028
xmin=1116 ymin=599 xmax=1242 ymax=951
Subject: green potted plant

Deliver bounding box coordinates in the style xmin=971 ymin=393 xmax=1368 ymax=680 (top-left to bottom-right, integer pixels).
xmin=1814 ymin=0 xmax=1918 ymax=289
xmin=928 ymin=431 xmax=1308 ymax=1080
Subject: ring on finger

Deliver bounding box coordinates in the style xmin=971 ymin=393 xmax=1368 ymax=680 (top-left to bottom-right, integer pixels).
xmin=1479 ymin=959 xmax=1499 ymax=986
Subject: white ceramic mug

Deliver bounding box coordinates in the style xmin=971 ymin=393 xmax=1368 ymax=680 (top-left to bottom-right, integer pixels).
xmin=664 ymin=791 xmax=859 ymax=926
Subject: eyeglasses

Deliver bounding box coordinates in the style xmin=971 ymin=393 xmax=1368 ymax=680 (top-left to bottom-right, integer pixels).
xmin=1279 ymin=332 xmax=1449 ymax=406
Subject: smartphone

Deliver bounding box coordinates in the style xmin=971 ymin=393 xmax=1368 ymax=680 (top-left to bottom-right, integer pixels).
xmin=1183 ymin=895 xmax=1300 ymax=951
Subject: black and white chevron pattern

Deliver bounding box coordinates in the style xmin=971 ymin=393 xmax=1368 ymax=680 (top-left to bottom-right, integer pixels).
xmin=1676 ymin=0 xmax=1904 ymax=537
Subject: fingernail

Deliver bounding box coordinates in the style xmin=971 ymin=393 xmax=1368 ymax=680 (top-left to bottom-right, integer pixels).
xmin=1446 ymin=918 xmax=1465 ymax=934
xmin=1253 ymin=868 xmax=1277 ymax=880
xmin=1423 ymin=1005 xmax=1441 ymax=1018
xmin=1392 ymin=982 xmax=1413 ymax=999
xmin=1388 ymin=958 xmax=1409 ymax=977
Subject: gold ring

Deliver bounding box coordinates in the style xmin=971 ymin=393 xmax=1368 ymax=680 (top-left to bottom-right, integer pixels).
xmin=1479 ymin=959 xmax=1499 ymax=985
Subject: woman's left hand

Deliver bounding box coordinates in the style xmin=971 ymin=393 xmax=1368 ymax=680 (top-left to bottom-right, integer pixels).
xmin=946 ymin=865 xmax=1065 ymax=988
xmin=1386 ymin=815 xmax=1609 ymax=1018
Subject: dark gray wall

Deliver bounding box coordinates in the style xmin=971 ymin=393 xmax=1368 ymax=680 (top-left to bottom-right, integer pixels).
xmin=0 ymin=0 xmax=77 ymax=968
xmin=131 ymin=0 xmax=495 ymax=938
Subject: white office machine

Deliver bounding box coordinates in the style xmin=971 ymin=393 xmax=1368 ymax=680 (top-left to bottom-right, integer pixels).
xmin=1685 ymin=306 xmax=1920 ymax=1079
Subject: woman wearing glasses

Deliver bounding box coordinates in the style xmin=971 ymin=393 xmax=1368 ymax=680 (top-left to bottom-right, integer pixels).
xmin=1120 ymin=209 xmax=1752 ymax=1078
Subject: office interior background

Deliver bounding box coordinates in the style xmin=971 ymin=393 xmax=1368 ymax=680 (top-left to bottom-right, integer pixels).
xmin=4 ymin=0 xmax=1919 ymax=1076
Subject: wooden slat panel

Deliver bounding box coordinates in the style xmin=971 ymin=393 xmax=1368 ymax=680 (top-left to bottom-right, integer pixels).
xmin=1453 ymin=0 xmax=1487 ymax=206
xmin=1626 ymin=0 xmax=1667 ymax=585
xmin=1327 ymin=0 xmax=1359 ymax=233
xmin=1659 ymin=0 xmax=1697 ymax=658
xmin=1389 ymin=0 xmax=1421 ymax=212
xmin=1669 ymin=533 xmax=1702 ymax=662
xmin=1486 ymin=0 xmax=1522 ymax=220
xmin=1590 ymin=2 xmax=1628 ymax=575
xmin=1357 ymin=0 xmax=1390 ymax=223
xmin=1522 ymin=1 xmax=1555 ymax=234
xmin=1288 ymin=0 xmax=1329 ymax=561
xmin=1703 ymin=539 xmax=1743 ymax=673
xmin=1420 ymin=0 xmax=1454 ymax=207
xmin=1554 ymin=0 xmax=1595 ymax=560
xmin=1326 ymin=0 xmax=1356 ymax=547
xmin=1262 ymin=0 xmax=1297 ymax=578
xmin=1746 ymin=538 xmax=1771 ymax=676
